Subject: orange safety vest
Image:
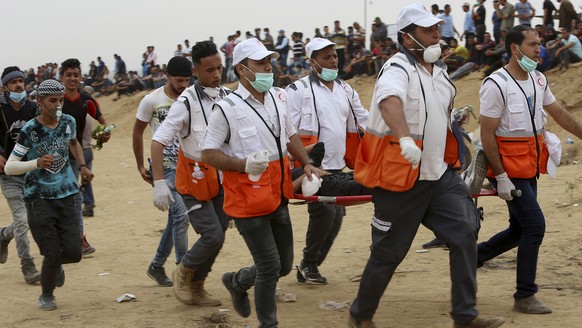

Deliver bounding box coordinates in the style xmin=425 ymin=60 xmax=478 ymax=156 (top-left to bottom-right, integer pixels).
xmin=355 ymin=130 xmax=460 ymax=192
xmin=483 ymin=69 xmax=550 ymax=179
xmin=222 ymin=157 xmax=293 ymax=218
xmin=354 ymin=52 xmax=458 ymax=192
xmin=175 ymin=149 xmax=220 ymax=201
xmin=291 ymin=76 xmax=365 ymax=169
xmin=214 ymin=88 xmax=294 ymax=218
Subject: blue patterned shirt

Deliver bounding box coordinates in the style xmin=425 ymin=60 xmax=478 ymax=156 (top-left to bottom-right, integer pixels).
xmin=12 ymin=114 xmax=79 ymax=199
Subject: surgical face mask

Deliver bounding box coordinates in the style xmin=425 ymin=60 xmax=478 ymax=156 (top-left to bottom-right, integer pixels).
xmin=49 ymin=106 xmax=63 ymax=120
xmin=313 ymin=60 xmax=338 ymax=81
xmin=8 ymin=91 xmax=27 ymax=102
xmin=243 ymin=65 xmax=274 ymax=93
xmin=516 ymin=46 xmax=538 ymax=73
xmin=203 ymin=87 xmax=221 ymax=98
xmin=403 ymin=32 xmax=442 ymax=63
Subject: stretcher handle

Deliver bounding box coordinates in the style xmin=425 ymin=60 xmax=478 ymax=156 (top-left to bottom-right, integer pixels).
xmin=511 ymin=189 xmax=522 ymax=198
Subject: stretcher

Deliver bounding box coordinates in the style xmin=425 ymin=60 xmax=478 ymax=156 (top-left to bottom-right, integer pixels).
xmin=291 ymin=188 xmax=521 ymax=207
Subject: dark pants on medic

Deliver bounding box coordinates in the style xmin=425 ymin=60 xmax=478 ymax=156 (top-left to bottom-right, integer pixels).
xmin=228 ymin=204 xmax=294 ymax=328
xmin=350 ymin=169 xmax=481 ymax=325
xmin=26 ymin=194 xmax=82 ymax=296
xmin=180 ymin=188 xmax=229 ymax=281
xmin=478 ymin=177 xmax=545 ymax=299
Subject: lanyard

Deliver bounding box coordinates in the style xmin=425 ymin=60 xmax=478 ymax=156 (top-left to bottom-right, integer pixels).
xmin=503 ymin=67 xmax=541 ymax=177
xmin=232 ymin=91 xmax=281 ymax=139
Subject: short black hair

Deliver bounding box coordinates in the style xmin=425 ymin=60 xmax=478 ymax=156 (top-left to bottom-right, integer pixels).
xmin=505 ymin=25 xmax=536 ymax=56
xmin=191 ymin=41 xmax=219 ymax=65
xmin=60 ymin=58 xmax=81 ymax=75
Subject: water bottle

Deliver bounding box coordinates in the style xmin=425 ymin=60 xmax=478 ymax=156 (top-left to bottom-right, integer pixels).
xmin=192 ymin=162 xmax=205 ymax=180
xmin=249 ymin=150 xmax=269 ymax=182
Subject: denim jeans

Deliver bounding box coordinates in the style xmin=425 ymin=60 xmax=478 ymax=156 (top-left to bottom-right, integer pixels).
xmin=181 ymin=187 xmax=229 ymax=281
xmin=151 ymin=168 xmax=189 ymax=267
xmin=81 ymin=148 xmax=94 ymax=207
xmin=0 ymin=174 xmax=34 ymax=263
xmin=478 ymin=177 xmax=545 ymax=299
xmin=231 ymin=204 xmax=294 ymax=328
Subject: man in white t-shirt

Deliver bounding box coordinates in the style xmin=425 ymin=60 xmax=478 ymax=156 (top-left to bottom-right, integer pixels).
xmin=554 ymin=27 xmax=582 ymax=71
xmin=132 ymin=56 xmax=190 ymax=288
xmin=479 ymin=24 xmax=582 ymax=314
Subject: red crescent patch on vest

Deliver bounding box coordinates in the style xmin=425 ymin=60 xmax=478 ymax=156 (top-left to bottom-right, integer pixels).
xmin=536 ymin=76 xmax=544 ymax=87
xmin=277 ymin=91 xmax=287 ymax=102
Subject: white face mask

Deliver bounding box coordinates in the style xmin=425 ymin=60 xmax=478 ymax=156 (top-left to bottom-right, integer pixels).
xmin=203 ymin=87 xmax=220 ymax=98
xmin=404 ymin=32 xmax=442 ymax=63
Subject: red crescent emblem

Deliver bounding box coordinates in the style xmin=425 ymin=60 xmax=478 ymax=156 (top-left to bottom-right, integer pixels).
xmin=277 ymin=92 xmax=287 ymax=102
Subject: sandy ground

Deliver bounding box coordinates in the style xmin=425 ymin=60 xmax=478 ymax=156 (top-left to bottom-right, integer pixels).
xmin=1 ymin=65 xmax=582 ymax=327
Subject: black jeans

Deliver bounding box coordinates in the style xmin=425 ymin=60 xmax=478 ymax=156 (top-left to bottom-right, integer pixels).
xmin=230 ymin=204 xmax=294 ymax=328
xmin=26 ymin=194 xmax=82 ymax=296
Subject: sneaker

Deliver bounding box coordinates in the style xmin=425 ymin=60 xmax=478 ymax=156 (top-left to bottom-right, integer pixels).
xmin=297 ymin=261 xmax=327 ymax=285
xmin=462 ymin=148 xmax=488 ymax=196
xmin=513 ymin=295 xmax=552 ymax=314
xmin=221 ymin=272 xmax=251 ymax=318
xmin=39 ymin=294 xmax=57 ymax=311
xmin=82 ymin=204 xmax=95 ymax=217
xmin=454 ymin=315 xmax=505 ymax=328
xmin=422 ymin=238 xmax=447 ymax=249
xmin=55 ymin=266 xmax=65 ymax=288
xmin=348 ymin=314 xmax=377 ymax=328
xmin=0 ymin=227 xmax=14 ymax=264
xmin=81 ymin=233 xmax=96 ymax=256
xmin=21 ymin=260 xmax=41 ymax=284
xmin=147 ymin=264 xmax=173 ymax=287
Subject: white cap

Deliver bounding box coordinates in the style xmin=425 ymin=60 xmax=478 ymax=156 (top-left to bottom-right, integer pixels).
xmin=232 ymin=38 xmax=279 ymax=66
xmin=544 ymin=131 xmax=562 ymax=179
xmin=397 ymin=3 xmax=444 ymax=31
xmin=305 ymin=37 xmax=335 ymax=58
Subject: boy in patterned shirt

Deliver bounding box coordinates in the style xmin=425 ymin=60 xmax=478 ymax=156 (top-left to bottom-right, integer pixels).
xmin=4 ymin=79 xmax=93 ymax=311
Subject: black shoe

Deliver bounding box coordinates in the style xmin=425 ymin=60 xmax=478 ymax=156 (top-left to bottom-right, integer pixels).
xmin=221 ymin=272 xmax=251 ymax=318
xmin=297 ymin=261 xmax=327 ymax=285
xmin=0 ymin=227 xmax=14 ymax=264
xmin=39 ymin=294 xmax=57 ymax=311
xmin=55 ymin=266 xmax=65 ymax=287
xmin=147 ymin=264 xmax=173 ymax=287
xmin=422 ymin=238 xmax=448 ymax=249
xmin=296 ymin=268 xmax=306 ymax=284
xmin=82 ymin=205 xmax=94 ymax=217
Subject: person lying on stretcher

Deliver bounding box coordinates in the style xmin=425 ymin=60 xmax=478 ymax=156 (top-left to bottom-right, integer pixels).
xmin=289 ymin=142 xmax=372 ymax=196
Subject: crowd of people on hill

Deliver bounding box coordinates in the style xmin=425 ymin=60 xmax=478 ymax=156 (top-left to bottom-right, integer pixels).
xmin=432 ymin=0 xmax=582 ymax=82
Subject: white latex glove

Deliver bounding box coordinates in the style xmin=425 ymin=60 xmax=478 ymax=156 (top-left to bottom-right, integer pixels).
xmin=495 ymin=172 xmax=515 ymax=201
xmin=153 ymin=180 xmax=174 ymax=211
xmin=399 ymin=137 xmax=421 ymax=169
xmin=245 ymin=150 xmax=269 ymax=176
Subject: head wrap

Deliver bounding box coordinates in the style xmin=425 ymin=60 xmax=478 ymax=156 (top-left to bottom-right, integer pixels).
xmin=166 ymin=56 xmax=192 ymax=77
xmin=1 ymin=70 xmax=24 ymax=85
xmin=37 ymin=79 xmax=65 ymax=96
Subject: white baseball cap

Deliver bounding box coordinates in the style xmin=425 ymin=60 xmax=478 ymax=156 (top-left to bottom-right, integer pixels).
xmin=305 ymin=37 xmax=335 ymax=58
xmin=397 ymin=3 xmax=444 ymax=31
xmin=232 ymin=38 xmax=279 ymax=66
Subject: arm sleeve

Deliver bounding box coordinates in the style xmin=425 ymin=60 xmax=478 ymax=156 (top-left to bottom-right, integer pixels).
xmin=285 ymin=103 xmax=297 ymax=138
xmin=479 ymin=79 xmax=505 ymax=119
xmin=285 ymin=83 xmax=303 ymax=130
xmin=201 ymin=105 xmax=230 ymax=150
xmin=152 ymin=101 xmax=188 ymax=146
xmin=374 ymin=64 xmax=409 ymax=108
xmin=350 ymin=90 xmax=369 ymax=128
xmin=135 ymin=94 xmax=154 ymax=122
xmin=86 ymin=97 xmax=103 ymax=120
xmin=4 ymin=153 xmax=37 ymax=176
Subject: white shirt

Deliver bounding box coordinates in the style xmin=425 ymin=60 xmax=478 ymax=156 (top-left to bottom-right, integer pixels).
xmin=287 ymin=74 xmax=368 ymax=170
xmin=202 ymin=84 xmax=296 ymax=153
xmin=375 ymin=55 xmax=454 ymax=180
xmin=136 ymin=86 xmax=179 ymax=168
xmin=480 ymin=70 xmax=555 ymax=134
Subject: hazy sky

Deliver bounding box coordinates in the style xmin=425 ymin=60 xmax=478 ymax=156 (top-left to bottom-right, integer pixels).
xmin=1 ymin=0 xmax=573 ymax=74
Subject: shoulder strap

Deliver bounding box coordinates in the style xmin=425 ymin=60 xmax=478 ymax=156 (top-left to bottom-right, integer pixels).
xmin=483 ymin=71 xmax=508 ymax=107
xmin=180 ymin=95 xmax=192 ymax=139
xmin=213 ymin=103 xmax=231 ymax=144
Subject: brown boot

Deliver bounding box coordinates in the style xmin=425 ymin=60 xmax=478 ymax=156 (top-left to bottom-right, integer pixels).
xmin=190 ymin=279 xmax=222 ymax=306
xmin=172 ymin=263 xmax=195 ymax=304
xmin=454 ymin=315 xmax=505 ymax=328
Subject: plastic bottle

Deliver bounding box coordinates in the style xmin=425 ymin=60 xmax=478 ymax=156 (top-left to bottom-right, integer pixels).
xmin=249 ymin=150 xmax=269 ymax=182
